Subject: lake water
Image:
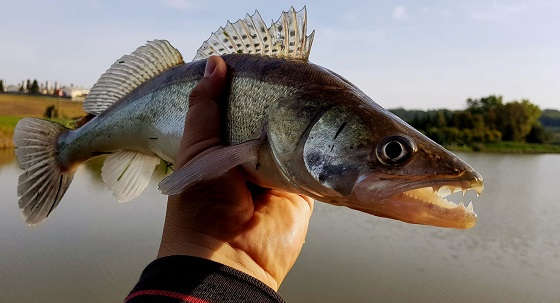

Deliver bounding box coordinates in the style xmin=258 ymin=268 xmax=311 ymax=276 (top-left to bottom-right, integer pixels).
xmin=0 ymin=150 xmax=559 ymax=302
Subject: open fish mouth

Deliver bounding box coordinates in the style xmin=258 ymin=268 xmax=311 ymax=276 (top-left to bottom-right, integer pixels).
xmin=351 ymin=177 xmax=484 ymax=229
xmin=395 ymin=183 xmax=484 ymax=228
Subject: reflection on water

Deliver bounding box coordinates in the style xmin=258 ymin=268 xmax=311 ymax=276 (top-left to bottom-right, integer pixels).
xmin=0 ymin=148 xmax=14 ymax=168
xmin=0 ymin=152 xmax=166 ymax=302
xmin=1 ymin=151 xmax=559 ymax=302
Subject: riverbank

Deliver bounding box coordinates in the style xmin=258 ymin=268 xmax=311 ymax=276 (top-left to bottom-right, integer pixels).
xmin=1 ymin=94 xmax=559 ymax=153
xmin=0 ymin=94 xmax=84 ymax=148
xmin=447 ymin=142 xmax=560 ymax=153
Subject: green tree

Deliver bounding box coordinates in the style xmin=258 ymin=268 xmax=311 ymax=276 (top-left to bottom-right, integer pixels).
xmin=466 ymin=95 xmax=504 ymax=130
xmin=29 ymin=79 xmax=40 ymax=95
xmin=471 ymin=114 xmax=485 ymax=130
xmin=0 ymin=80 xmax=4 ymax=92
xmin=434 ymin=111 xmax=447 ymax=128
xmin=452 ymin=111 xmax=475 ymax=129
xmin=499 ymin=100 xmax=541 ymax=141
xmin=526 ymin=123 xmax=547 ymax=143
xmin=467 ymin=95 xmax=503 ymax=112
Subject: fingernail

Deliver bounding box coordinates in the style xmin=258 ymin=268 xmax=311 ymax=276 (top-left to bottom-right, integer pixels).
xmin=204 ymin=57 xmax=217 ymax=78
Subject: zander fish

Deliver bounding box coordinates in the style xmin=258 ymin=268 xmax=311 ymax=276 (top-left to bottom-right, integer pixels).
xmin=14 ymin=7 xmax=483 ymax=228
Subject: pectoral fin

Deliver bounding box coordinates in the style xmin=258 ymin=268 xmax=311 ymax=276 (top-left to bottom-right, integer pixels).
xmin=101 ymin=151 xmax=161 ymax=203
xmin=158 ymin=140 xmax=261 ymax=196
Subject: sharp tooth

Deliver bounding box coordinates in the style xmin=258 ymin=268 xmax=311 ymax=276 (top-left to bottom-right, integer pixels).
xmin=462 ymin=189 xmax=466 ymax=197
xmin=472 ymin=183 xmax=484 ymax=194
xmin=467 ymin=201 xmax=474 ymax=212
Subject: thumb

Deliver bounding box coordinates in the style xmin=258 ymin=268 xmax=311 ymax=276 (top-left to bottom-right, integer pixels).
xmin=177 ymin=56 xmax=228 ymax=166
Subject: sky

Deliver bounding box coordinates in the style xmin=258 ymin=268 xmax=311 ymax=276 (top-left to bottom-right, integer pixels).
xmin=1 ymin=0 xmax=559 ymax=110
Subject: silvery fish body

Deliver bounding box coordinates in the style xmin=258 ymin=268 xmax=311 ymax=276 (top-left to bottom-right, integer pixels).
xmin=58 ymin=55 xmax=299 ymax=168
xmin=14 ymin=7 xmax=483 ymax=228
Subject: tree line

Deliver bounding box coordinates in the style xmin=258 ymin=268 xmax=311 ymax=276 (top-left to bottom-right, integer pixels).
xmin=0 ymin=79 xmax=45 ymax=95
xmin=19 ymin=79 xmax=41 ymax=95
xmin=390 ymin=95 xmax=559 ymax=146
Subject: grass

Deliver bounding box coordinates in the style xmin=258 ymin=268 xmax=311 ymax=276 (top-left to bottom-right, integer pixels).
xmin=446 ymin=142 xmax=560 ymax=154
xmin=0 ymin=94 xmax=85 ymax=148
xmin=0 ymin=116 xmax=21 ymax=149
xmin=0 ymin=116 xmax=21 ymax=128
xmin=0 ymin=93 xmax=84 ymax=117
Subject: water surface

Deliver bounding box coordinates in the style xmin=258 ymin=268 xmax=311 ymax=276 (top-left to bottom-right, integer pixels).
xmin=1 ymin=151 xmax=559 ymax=302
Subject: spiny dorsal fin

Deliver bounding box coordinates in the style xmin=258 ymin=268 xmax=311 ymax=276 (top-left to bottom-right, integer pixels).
xmin=194 ymin=6 xmax=315 ymax=62
xmin=84 ymin=40 xmax=184 ymax=115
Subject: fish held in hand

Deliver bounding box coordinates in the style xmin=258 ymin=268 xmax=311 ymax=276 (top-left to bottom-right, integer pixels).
xmin=14 ymin=7 xmax=483 ymax=228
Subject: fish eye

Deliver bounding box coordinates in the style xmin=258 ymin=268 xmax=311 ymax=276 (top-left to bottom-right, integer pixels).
xmin=376 ymin=136 xmax=416 ymax=166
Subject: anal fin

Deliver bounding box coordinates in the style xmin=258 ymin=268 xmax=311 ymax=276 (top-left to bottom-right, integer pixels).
xmin=101 ymin=151 xmax=161 ymax=203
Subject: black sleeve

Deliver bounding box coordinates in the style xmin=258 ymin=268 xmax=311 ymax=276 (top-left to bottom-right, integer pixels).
xmin=125 ymin=255 xmax=285 ymax=303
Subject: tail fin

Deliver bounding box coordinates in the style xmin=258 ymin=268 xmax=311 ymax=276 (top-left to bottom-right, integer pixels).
xmin=14 ymin=118 xmax=74 ymax=225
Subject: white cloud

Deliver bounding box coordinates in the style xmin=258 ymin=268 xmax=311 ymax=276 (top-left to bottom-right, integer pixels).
xmin=162 ymin=0 xmax=191 ymax=10
xmin=392 ymin=5 xmax=408 ymax=20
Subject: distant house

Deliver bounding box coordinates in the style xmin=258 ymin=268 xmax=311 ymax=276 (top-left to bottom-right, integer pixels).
xmin=61 ymin=87 xmax=89 ymax=101
xmin=5 ymin=85 xmax=20 ymax=93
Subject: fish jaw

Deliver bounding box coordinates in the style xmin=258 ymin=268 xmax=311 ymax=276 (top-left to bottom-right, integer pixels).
xmin=350 ymin=170 xmax=483 ymax=229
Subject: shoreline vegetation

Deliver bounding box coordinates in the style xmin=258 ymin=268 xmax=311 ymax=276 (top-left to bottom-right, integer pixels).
xmin=445 ymin=142 xmax=560 ymax=154
xmin=0 ymin=93 xmax=559 ymax=153
xmin=389 ymin=95 xmax=560 ymax=154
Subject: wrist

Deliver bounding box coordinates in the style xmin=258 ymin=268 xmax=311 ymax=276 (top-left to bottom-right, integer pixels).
xmin=158 ymin=229 xmax=279 ymax=291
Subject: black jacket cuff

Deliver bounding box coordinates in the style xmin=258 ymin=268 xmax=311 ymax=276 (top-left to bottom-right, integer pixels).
xmin=126 ymin=255 xmax=285 ymax=303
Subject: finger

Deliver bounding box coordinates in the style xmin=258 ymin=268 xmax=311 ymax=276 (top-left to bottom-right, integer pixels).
xmin=177 ymin=56 xmax=228 ymax=166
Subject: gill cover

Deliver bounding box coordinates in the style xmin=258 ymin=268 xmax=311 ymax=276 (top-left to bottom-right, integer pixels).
xmin=266 ymin=94 xmax=372 ymax=202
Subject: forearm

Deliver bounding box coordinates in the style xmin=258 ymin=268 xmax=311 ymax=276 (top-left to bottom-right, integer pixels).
xmin=126 ymin=255 xmax=285 ymax=303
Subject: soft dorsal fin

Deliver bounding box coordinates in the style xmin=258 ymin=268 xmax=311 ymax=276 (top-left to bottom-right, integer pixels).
xmin=84 ymin=40 xmax=184 ymax=115
xmin=194 ymin=6 xmax=315 ymax=62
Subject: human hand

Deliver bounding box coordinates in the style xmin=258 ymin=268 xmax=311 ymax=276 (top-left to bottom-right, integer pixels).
xmin=158 ymin=56 xmax=315 ymax=291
